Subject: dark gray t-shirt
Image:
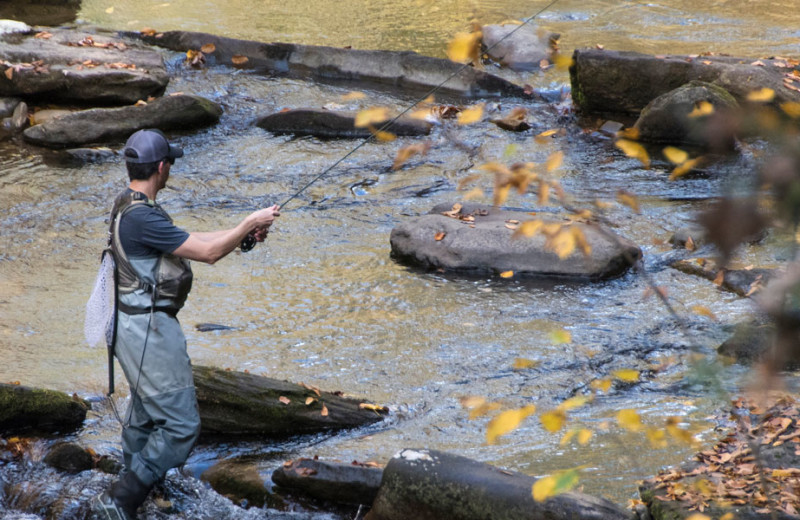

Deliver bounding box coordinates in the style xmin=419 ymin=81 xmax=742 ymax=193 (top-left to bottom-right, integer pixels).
xmin=119 ymin=193 xmax=189 ymax=257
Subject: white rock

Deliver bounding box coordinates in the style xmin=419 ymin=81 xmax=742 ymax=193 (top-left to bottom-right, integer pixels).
xmin=0 ymin=20 xmax=32 ymax=35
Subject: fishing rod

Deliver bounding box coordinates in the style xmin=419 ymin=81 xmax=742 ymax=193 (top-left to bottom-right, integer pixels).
xmin=239 ymin=0 xmax=566 ymax=252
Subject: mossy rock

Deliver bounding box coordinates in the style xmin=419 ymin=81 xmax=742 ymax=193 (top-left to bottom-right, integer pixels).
xmin=0 ymin=383 xmax=89 ymax=435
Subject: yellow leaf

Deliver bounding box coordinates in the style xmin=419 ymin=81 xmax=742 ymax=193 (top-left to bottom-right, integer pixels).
xmin=553 ymin=54 xmax=573 ymax=70
xmin=747 ymin=87 xmax=775 ymax=103
xmin=201 ymin=43 xmax=216 ymax=54
xmin=305 ymin=397 xmax=317 ymax=405
xmin=105 ymin=6 xmax=115 ymax=14
xmin=469 ymin=401 xmax=502 ymax=419
xmin=537 ymin=129 xmax=558 ymax=138
xmin=513 ymin=220 xmax=543 ymax=239
xmin=500 ymin=270 xmax=514 ymax=278
xmin=341 ymin=91 xmax=367 ymax=101
xmin=685 ymin=514 xmax=711 ymax=520
xmin=457 ymin=103 xmax=484 ymax=125
xmin=550 ymin=227 xmax=576 ymax=259
xmin=494 ymin=183 xmax=511 ymax=206
xmin=538 ymin=180 xmax=550 ymax=205
xmin=392 ymin=142 xmax=431 ymax=170
xmin=590 ymin=379 xmax=612 ymax=393
xmin=486 ymin=405 xmax=536 ymax=444
xmin=540 ymin=409 xmax=567 ymax=432
xmin=780 ymin=101 xmax=800 ymax=118
xmin=279 ymin=396 xmax=291 ymax=405
xmin=354 ymin=107 xmax=389 ymax=128
xmin=669 ymin=157 xmax=703 ymax=180
xmin=617 ymin=127 xmax=640 ymax=140
xmin=447 ymin=30 xmax=482 ymax=64
xmin=359 ymin=403 xmax=386 ymax=412
xmin=772 ymin=468 xmax=800 ymax=478
xmin=550 ymin=329 xmax=571 ymax=344
xmin=688 ymin=101 xmax=714 ymax=118
xmin=719 ymin=513 xmax=735 ymax=520
xmin=662 ymin=146 xmax=688 ymax=165
xmin=513 ymin=358 xmax=538 ymax=369
xmin=321 ymin=404 xmax=329 ymax=416
xmin=532 ymin=475 xmax=557 ymax=502
xmin=666 ymin=420 xmax=694 ymax=444
xmin=615 ymin=139 xmax=650 ymax=168
xmin=616 ymin=190 xmax=640 ymax=213
xmin=691 ymin=305 xmax=716 ymax=320
xmin=617 ymin=409 xmax=642 ymax=432
xmin=577 ymin=428 xmax=592 ymax=445
xmin=559 ymin=429 xmax=577 ymax=446
xmin=368 ymin=125 xmax=396 ymax=142
xmin=558 ymin=396 xmax=589 ymax=411
xmin=545 ymin=151 xmax=564 ymax=173
xmin=646 ymin=427 xmax=667 ymax=448
xmin=532 ymin=469 xmax=580 ymax=502
xmin=571 ymin=227 xmax=591 ymax=256
xmin=460 ymin=396 xmax=485 ymax=409
xmin=612 ymin=369 xmax=639 ymax=382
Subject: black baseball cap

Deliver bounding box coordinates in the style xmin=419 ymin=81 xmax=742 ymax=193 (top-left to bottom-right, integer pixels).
xmin=122 ymin=129 xmax=184 ymax=164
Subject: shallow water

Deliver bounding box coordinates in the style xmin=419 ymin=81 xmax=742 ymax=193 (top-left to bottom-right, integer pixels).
xmin=1 ymin=0 xmax=797 ymax=514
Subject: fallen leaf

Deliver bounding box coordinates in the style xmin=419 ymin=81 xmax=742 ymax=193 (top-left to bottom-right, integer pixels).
xmin=231 ymin=55 xmax=249 ymax=66
xmin=486 ymin=405 xmax=536 ymax=444
xmin=550 ymin=329 xmax=571 ymax=344
xmin=691 ymin=305 xmax=716 ymax=320
xmin=447 ymin=30 xmax=482 ymax=66
xmin=688 ymin=101 xmax=714 ymax=118
xmin=615 ymin=139 xmax=650 ymax=168
xmin=354 ymin=107 xmax=389 ymax=128
xmin=201 ymin=43 xmax=216 ymax=54
xmin=457 ymin=103 xmax=484 ymax=125
xmin=279 ymin=396 xmax=291 ymax=405
xmin=663 ymin=146 xmax=689 ymax=165
xmin=612 ymin=369 xmax=640 ymax=382
xmin=321 ymin=404 xmax=328 ymax=416
xmin=616 ymin=190 xmax=641 ymax=213
xmin=305 ymin=397 xmax=317 ymax=405
xmin=513 ymin=358 xmax=538 ymax=369
xmin=747 ymin=87 xmax=775 ymax=103
xmin=617 ymin=409 xmax=643 ymax=432
xmin=500 ymin=270 xmax=514 ymax=278
xmin=105 ymin=6 xmax=115 ymax=14
xmin=434 ymin=232 xmax=446 ymax=241
xmin=341 ymin=91 xmax=367 ymax=101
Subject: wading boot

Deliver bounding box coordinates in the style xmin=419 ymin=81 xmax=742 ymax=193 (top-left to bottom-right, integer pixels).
xmin=92 ymin=471 xmax=150 ymax=520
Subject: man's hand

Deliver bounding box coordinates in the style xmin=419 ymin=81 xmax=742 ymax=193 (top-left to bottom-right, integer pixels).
xmin=249 ymin=204 xmax=280 ymax=243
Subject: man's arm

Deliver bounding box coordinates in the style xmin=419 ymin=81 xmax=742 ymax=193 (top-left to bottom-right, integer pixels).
xmin=173 ymin=205 xmax=279 ymax=264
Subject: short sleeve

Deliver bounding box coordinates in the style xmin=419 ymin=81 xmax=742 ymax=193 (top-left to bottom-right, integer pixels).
xmin=119 ymin=205 xmax=190 ymax=257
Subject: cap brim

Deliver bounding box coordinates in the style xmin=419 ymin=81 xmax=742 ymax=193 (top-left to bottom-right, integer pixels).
xmin=168 ymin=144 xmax=184 ymax=160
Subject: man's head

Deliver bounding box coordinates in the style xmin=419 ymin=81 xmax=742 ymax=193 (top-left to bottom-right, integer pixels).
xmin=122 ymin=129 xmax=184 ymax=181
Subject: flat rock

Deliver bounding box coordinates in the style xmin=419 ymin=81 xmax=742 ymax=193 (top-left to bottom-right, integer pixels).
xmin=481 ymin=23 xmax=559 ymax=71
xmin=257 ymin=108 xmax=431 ymax=138
xmin=390 ymin=203 xmax=641 ymax=280
xmin=0 ymin=27 xmax=168 ymax=105
xmin=22 ymin=94 xmax=222 ymax=148
xmin=136 ymin=30 xmax=529 ymax=99
xmin=570 ymin=48 xmax=800 ymax=115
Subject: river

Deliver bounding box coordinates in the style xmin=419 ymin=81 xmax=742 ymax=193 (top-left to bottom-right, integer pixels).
xmin=0 ymin=0 xmax=797 ymax=515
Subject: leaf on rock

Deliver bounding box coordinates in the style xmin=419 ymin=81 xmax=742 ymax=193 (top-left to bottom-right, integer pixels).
xmin=513 ymin=220 xmax=543 ymax=239
xmin=486 ymin=404 xmax=536 ymax=444
xmin=590 ymin=379 xmax=612 ymax=393
xmin=367 ymin=125 xmax=396 ymax=142
xmin=201 ymin=43 xmax=216 ymax=54
xmin=688 ymin=101 xmax=714 ymax=118
xmin=669 ymin=157 xmax=704 ymax=181
xmin=231 ymin=55 xmax=249 ymax=66
xmin=279 ymin=396 xmax=291 ymax=405
xmin=305 ymin=397 xmax=317 ymax=405
xmin=434 ymin=232 xmax=446 ymax=241
xmin=780 ymin=101 xmax=800 ymax=118
xmin=321 ymin=404 xmax=329 ymax=416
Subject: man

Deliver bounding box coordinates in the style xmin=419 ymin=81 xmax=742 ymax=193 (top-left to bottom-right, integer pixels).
xmin=93 ymin=129 xmax=280 ymax=520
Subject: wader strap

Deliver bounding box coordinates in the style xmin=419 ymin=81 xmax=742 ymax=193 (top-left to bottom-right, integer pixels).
xmin=118 ymin=302 xmax=179 ymax=319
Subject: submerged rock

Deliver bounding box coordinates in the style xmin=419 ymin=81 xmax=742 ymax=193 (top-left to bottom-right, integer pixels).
xmin=0 ymin=27 xmax=168 ymax=105
xmin=272 ymin=458 xmax=383 ymax=506
xmin=22 ymin=94 xmax=222 ymax=148
xmin=481 ymin=23 xmax=559 ymax=71
xmin=136 ymin=30 xmax=530 ymax=99
xmin=633 ymin=81 xmax=739 ymax=149
xmin=390 ymin=203 xmax=641 ymax=280
xmin=43 ymin=442 xmax=93 ymax=474
xmin=0 ymin=383 xmax=89 ymax=435
xmin=369 ymin=449 xmax=630 ymax=520
xmin=202 ymin=459 xmax=284 ymax=509
xmin=257 ymin=108 xmax=432 ymax=138
xmin=570 ymin=48 xmax=800 ymax=116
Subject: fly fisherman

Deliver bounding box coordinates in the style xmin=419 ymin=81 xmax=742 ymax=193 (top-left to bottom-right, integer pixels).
xmin=93 ymin=129 xmax=280 ymax=520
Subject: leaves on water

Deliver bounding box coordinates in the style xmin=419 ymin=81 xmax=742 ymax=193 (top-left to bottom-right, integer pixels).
xmin=616 ymin=190 xmax=641 ymax=213
xmin=185 ymin=49 xmax=205 ymax=68
xmin=354 ymin=107 xmax=389 ymax=128
xmin=590 ymin=378 xmax=612 ymax=393
xmin=612 ymin=369 xmax=640 ymax=382
xmin=513 ymin=357 xmax=538 ymax=369
xmin=550 ymin=329 xmax=571 ymax=344
xmin=545 ymin=151 xmax=564 ymax=173
xmin=780 ymin=101 xmax=800 ymax=118
xmin=457 ymin=103 xmax=485 ymax=125
xmin=691 ymin=305 xmax=717 ymax=320
xmin=460 ymin=396 xmax=502 ymax=419
xmin=486 ymin=404 xmax=536 ymax=444
xmin=341 ymin=91 xmax=367 ymax=101
xmin=541 ymin=409 xmax=566 ymax=432
xmin=617 ymin=409 xmax=643 ymax=432
xmin=367 ymin=125 xmax=396 ymax=142
xmin=532 ymin=468 xmax=581 ymax=502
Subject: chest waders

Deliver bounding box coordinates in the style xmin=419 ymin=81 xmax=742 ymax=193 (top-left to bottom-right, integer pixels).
xmin=106 ymin=190 xmax=193 ymax=425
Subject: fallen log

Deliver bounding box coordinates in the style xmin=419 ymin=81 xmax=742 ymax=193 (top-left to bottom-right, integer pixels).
xmin=272 ymin=458 xmax=383 ymax=506
xmin=569 ymin=48 xmax=800 ymax=115
xmin=257 ymin=108 xmax=431 ymax=139
xmin=366 ymin=449 xmax=632 ymax=520
xmin=192 ymin=365 xmax=389 ymax=437
xmin=670 ymin=258 xmax=775 ymax=297
xmin=0 ymin=383 xmax=89 ymax=435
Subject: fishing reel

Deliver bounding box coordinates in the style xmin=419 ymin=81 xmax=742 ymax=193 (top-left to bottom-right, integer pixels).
xmin=240 ymin=232 xmax=257 ymax=252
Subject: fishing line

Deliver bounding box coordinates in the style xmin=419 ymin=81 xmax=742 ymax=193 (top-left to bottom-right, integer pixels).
xmin=274 ymin=0 xmax=566 ymax=211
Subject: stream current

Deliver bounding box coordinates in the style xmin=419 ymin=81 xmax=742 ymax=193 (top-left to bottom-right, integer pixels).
xmin=1 ymin=0 xmax=800 ymax=516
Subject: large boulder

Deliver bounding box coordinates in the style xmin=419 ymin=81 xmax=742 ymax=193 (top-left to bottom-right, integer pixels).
xmin=136 ymin=30 xmax=529 ymax=99
xmin=481 ymin=23 xmax=559 ymax=71
xmin=0 ymin=0 xmax=80 ymax=27
xmin=0 ymin=383 xmax=89 ymax=435
xmin=0 ymin=27 xmax=168 ymax=105
xmin=390 ymin=203 xmax=641 ymax=280
xmin=570 ymin=48 xmax=800 ymax=115
xmin=633 ymin=81 xmax=739 ymax=149
xmin=257 ymin=108 xmax=432 ymax=138
xmin=368 ymin=449 xmax=631 ymax=520
xmin=22 ymin=94 xmax=222 ymax=148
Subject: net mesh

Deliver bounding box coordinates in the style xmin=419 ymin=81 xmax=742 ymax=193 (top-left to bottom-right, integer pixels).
xmin=84 ymin=251 xmax=115 ymax=348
